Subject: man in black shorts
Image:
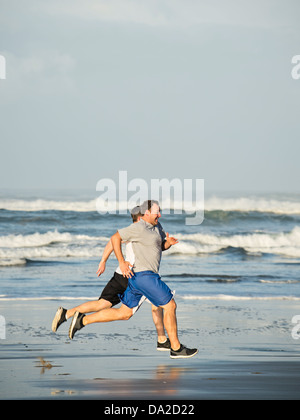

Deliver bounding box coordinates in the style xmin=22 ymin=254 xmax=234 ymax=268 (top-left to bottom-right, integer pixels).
xmin=52 ymin=206 xmax=171 ymax=351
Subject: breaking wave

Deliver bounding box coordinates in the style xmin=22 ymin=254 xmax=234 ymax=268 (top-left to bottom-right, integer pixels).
xmin=0 ymin=230 xmax=109 ymax=266
xmin=1 ymin=225 xmax=300 ymax=267
xmin=1 ymin=195 xmax=300 ymax=214
xmin=169 ymin=226 xmax=300 ymax=258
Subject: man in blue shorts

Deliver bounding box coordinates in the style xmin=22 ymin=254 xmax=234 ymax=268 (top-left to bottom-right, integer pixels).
xmin=52 ymin=207 xmax=171 ymax=351
xmin=69 ymin=200 xmax=198 ymax=359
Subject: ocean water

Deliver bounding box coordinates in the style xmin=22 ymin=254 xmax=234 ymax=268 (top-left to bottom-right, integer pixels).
xmin=0 ymin=190 xmax=300 ymax=303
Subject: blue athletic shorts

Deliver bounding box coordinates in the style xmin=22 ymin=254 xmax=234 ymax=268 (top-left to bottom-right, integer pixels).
xmin=119 ymin=271 xmax=173 ymax=308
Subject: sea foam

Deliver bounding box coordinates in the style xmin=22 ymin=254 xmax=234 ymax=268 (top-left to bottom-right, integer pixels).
xmin=170 ymin=226 xmax=300 ymax=258
xmin=1 ymin=226 xmax=300 ymax=266
xmin=0 ymin=196 xmax=300 ymax=214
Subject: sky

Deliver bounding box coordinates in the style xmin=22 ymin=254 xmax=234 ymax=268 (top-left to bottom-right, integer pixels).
xmin=0 ymin=0 xmax=300 ymax=194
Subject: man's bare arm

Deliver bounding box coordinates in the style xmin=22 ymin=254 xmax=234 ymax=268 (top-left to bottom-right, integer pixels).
xmin=111 ymin=231 xmax=133 ymax=278
xmin=96 ymin=237 xmax=129 ymax=276
xmin=96 ymin=239 xmax=114 ymax=276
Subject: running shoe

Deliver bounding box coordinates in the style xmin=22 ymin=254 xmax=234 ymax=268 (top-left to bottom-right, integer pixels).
xmin=69 ymin=311 xmax=85 ymax=339
xmin=51 ymin=307 xmax=67 ymax=332
xmin=170 ymin=344 xmax=198 ymax=359
xmin=157 ymin=338 xmax=171 ymax=351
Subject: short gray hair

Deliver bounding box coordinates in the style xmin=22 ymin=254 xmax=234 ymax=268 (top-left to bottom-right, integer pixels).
xmin=140 ymin=200 xmax=160 ymax=215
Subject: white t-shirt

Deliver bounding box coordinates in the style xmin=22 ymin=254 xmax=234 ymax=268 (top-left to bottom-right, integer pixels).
xmin=115 ymin=242 xmax=135 ymax=275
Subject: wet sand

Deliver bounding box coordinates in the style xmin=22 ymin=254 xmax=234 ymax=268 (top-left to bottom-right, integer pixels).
xmin=0 ymin=298 xmax=300 ymax=400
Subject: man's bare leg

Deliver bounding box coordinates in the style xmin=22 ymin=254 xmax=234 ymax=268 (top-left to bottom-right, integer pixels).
xmin=66 ymin=299 xmax=112 ymax=320
xmin=82 ymin=303 xmax=133 ymax=325
xmin=52 ymin=299 xmax=113 ymax=333
xmin=151 ymin=305 xmax=168 ymax=343
xmin=160 ymin=299 xmax=180 ymax=351
xmin=68 ymin=304 xmax=133 ymax=339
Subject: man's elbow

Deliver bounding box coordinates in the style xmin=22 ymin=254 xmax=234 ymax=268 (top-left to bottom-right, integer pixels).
xmin=111 ymin=231 xmax=121 ymax=245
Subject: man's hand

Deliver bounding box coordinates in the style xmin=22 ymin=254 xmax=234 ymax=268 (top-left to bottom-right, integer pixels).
xmin=119 ymin=261 xmax=134 ymax=278
xmin=96 ymin=260 xmax=106 ymax=277
xmin=166 ymin=232 xmax=178 ymax=245
xmin=163 ymin=232 xmax=179 ymax=250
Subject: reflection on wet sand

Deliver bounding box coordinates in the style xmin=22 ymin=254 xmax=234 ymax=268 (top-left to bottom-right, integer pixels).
xmin=93 ymin=365 xmax=189 ymax=397
xmin=41 ymin=363 xmax=192 ymax=398
xmin=36 ymin=357 xmax=62 ymax=374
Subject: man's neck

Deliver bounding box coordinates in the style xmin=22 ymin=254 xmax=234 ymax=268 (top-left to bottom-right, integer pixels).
xmin=141 ymin=216 xmax=155 ymax=226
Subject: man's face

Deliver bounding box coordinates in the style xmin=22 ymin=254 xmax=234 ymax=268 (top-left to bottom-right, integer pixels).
xmin=147 ymin=203 xmax=161 ymax=225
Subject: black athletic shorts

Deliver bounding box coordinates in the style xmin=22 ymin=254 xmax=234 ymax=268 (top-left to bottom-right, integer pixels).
xmin=98 ymin=272 xmax=128 ymax=307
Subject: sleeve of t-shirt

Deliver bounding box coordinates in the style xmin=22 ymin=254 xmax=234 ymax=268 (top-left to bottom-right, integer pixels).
xmin=157 ymin=222 xmax=166 ymax=241
xmin=118 ymin=222 xmax=141 ymax=242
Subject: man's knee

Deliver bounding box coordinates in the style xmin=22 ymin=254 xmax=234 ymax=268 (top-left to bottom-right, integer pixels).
xmin=170 ymin=298 xmax=177 ymax=311
xmin=161 ymin=298 xmax=176 ymax=311
xmin=120 ymin=306 xmax=133 ymax=321
xmin=152 ymin=305 xmax=161 ymax=314
xmin=122 ymin=312 xmax=132 ymax=321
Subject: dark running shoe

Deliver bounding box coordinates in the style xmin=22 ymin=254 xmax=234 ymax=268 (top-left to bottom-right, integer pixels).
xmin=157 ymin=338 xmax=171 ymax=351
xmin=69 ymin=311 xmax=85 ymax=339
xmin=170 ymin=344 xmax=198 ymax=359
xmin=52 ymin=307 xmax=67 ymax=332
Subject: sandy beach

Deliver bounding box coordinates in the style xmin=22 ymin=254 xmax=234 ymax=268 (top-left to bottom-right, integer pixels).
xmin=1 ymin=297 xmax=299 ymax=400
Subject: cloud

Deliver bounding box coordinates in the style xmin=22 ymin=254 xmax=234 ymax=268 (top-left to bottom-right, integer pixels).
xmin=1 ymin=50 xmax=76 ymax=101
xmin=19 ymin=52 xmax=75 ymax=76
xmin=38 ymin=0 xmax=169 ymax=26
xmin=37 ymin=0 xmax=299 ymax=28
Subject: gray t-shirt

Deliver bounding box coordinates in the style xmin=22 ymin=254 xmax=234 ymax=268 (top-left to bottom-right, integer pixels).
xmin=118 ymin=219 xmax=166 ymax=273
